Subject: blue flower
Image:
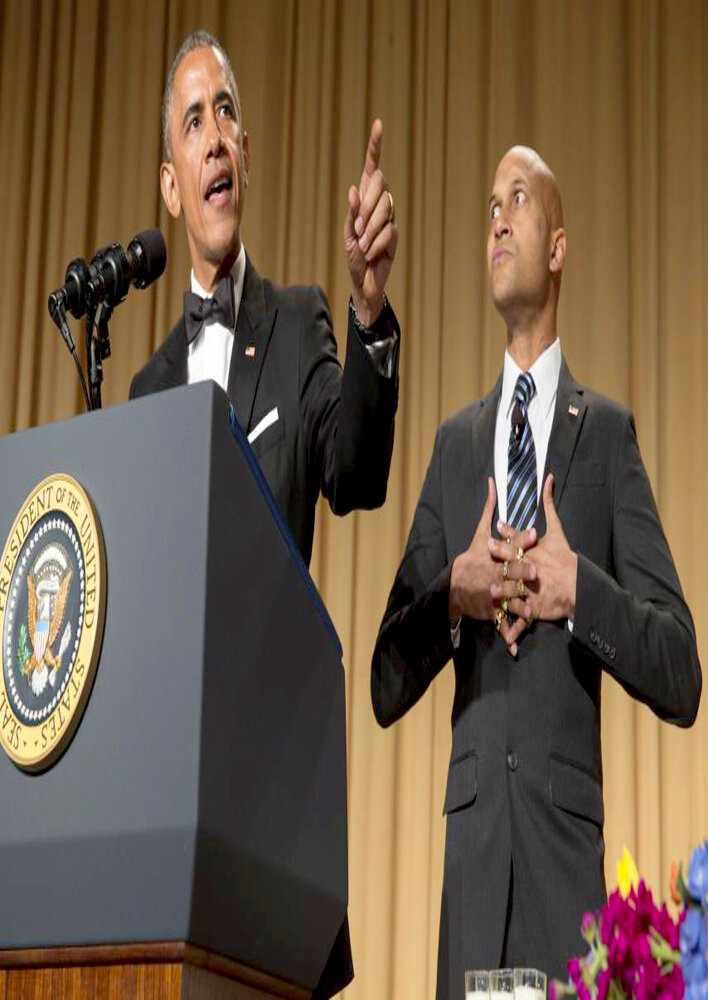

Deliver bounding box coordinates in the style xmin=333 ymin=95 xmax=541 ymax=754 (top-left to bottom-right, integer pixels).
xmin=681 ymin=908 xmax=708 ymax=985
xmin=688 ymin=841 xmax=708 ymax=908
xmin=687 ymin=980 xmax=708 ymax=1000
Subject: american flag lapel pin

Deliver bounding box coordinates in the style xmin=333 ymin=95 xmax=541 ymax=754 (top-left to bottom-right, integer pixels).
xmin=245 ymin=341 xmax=256 ymax=358
xmin=568 ymin=403 xmax=579 ymax=417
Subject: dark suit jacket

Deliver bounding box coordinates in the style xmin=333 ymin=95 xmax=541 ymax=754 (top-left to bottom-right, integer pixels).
xmin=130 ymin=256 xmax=400 ymax=567
xmin=371 ymin=359 xmax=701 ymax=999
xmin=131 ymin=256 xmax=400 ymax=998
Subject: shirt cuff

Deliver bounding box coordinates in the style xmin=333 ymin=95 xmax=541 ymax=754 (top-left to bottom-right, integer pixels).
xmin=349 ymin=296 xmax=399 ymax=378
xmin=450 ymin=617 xmax=461 ymax=649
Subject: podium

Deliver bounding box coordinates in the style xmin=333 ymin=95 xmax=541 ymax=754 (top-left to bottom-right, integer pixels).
xmin=0 ymin=383 xmax=348 ymax=998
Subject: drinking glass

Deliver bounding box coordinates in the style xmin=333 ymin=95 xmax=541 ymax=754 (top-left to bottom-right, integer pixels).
xmin=465 ymin=970 xmax=491 ymax=1000
xmin=490 ymin=967 xmax=514 ymax=1000
xmin=513 ymin=967 xmax=547 ymax=1000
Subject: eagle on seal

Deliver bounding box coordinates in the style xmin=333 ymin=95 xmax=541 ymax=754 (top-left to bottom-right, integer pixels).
xmin=26 ymin=570 xmax=72 ymax=696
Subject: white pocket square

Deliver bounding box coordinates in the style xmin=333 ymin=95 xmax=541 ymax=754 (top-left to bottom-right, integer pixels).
xmin=248 ymin=406 xmax=279 ymax=444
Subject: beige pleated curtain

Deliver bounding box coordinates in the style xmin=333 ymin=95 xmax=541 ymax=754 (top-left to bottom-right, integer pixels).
xmin=0 ymin=0 xmax=706 ymax=996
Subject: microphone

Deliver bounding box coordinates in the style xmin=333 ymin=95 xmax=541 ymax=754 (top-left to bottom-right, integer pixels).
xmin=48 ymin=258 xmax=93 ymax=322
xmin=48 ymin=229 xmax=166 ymax=321
xmin=92 ymin=228 xmax=167 ymax=307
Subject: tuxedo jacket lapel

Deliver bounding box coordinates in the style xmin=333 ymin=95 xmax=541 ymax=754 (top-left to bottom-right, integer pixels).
xmin=538 ymin=358 xmax=586 ymax=537
xmin=153 ymin=320 xmax=188 ymax=390
xmin=227 ymin=256 xmax=278 ymax=433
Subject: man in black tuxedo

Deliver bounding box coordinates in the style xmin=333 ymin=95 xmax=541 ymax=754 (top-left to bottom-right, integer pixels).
xmin=372 ymin=146 xmax=701 ymax=998
xmin=131 ymin=30 xmax=401 ymax=997
xmin=130 ymin=30 xmax=400 ymax=567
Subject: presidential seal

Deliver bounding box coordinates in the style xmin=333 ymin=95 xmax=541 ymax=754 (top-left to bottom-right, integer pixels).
xmin=0 ymin=474 xmax=106 ymax=771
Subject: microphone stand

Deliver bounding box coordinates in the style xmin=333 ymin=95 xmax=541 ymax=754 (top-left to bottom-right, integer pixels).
xmin=87 ymin=300 xmax=113 ymax=412
xmin=84 ymin=294 xmax=98 ymax=411
xmin=49 ymin=299 xmax=91 ymax=412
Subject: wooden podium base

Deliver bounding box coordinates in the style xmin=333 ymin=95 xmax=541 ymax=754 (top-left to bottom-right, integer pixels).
xmin=0 ymin=943 xmax=312 ymax=1000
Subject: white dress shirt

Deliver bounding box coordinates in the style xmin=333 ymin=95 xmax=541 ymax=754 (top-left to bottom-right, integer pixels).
xmin=187 ymin=244 xmax=397 ymax=392
xmin=187 ymin=244 xmax=246 ymax=391
xmin=450 ymin=338 xmax=564 ymax=646
xmin=494 ymin=337 xmax=562 ymax=523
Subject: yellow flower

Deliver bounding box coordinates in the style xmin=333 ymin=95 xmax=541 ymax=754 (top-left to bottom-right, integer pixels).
xmin=617 ymin=846 xmax=639 ymax=898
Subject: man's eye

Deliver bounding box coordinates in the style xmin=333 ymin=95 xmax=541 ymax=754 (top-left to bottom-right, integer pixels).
xmin=188 ymin=115 xmax=200 ymax=131
xmin=491 ymin=204 xmax=500 ymax=220
xmin=514 ymin=191 xmax=526 ymax=206
xmin=218 ymin=104 xmax=233 ymax=118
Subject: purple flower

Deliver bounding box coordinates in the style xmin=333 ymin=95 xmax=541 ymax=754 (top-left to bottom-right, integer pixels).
xmin=657 ymin=901 xmax=682 ymax=950
xmin=666 ymin=963 xmax=687 ymax=1000
xmin=688 ymin=842 xmax=708 ymax=909
xmin=633 ymin=954 xmax=661 ymax=1000
xmin=567 ymin=957 xmax=582 ymax=987
xmin=562 ymin=871 xmax=687 ymax=1000
xmin=596 ymin=968 xmax=610 ymax=1000
xmin=581 ymin=911 xmax=597 ymax=942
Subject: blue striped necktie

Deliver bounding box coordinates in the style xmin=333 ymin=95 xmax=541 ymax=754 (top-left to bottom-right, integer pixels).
xmin=507 ymin=372 xmax=537 ymax=529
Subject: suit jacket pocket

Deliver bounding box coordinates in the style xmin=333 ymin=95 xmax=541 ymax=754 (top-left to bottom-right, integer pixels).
xmin=443 ymin=751 xmax=477 ymax=815
xmin=549 ymin=754 xmax=604 ymax=827
xmin=248 ymin=406 xmax=284 ymax=458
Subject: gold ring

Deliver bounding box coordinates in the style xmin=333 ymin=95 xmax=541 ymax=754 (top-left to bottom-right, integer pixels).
xmin=505 ymin=535 xmax=512 ymax=546
xmin=386 ymin=190 xmax=395 ymax=223
xmin=494 ymin=608 xmax=504 ymax=632
xmin=516 ymin=546 xmax=524 ymax=563
xmin=501 ymin=598 xmax=509 ymax=615
xmin=503 ymin=560 xmax=509 ymax=580
xmin=517 ymin=579 xmax=527 ymax=598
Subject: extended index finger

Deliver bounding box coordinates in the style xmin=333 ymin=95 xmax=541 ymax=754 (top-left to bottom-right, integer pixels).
xmin=360 ymin=119 xmax=383 ymax=189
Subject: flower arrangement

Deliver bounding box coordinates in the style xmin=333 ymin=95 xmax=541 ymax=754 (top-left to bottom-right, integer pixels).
xmin=551 ymin=849 xmax=683 ymax=1000
xmin=671 ymin=841 xmax=708 ymax=1000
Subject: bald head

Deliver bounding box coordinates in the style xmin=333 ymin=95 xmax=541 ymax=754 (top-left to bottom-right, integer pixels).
xmin=500 ymin=145 xmax=564 ymax=231
xmin=487 ymin=145 xmax=567 ymax=326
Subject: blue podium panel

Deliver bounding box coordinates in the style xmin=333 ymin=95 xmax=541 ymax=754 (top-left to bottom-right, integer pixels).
xmin=0 ymin=383 xmax=347 ymax=991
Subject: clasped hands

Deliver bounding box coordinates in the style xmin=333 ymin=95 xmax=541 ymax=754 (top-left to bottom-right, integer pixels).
xmin=449 ymin=474 xmax=578 ymax=657
xmin=343 ymin=119 xmax=398 ymax=327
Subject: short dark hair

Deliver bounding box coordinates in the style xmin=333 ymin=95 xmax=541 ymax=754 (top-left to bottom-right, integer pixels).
xmin=161 ymin=30 xmax=242 ymax=161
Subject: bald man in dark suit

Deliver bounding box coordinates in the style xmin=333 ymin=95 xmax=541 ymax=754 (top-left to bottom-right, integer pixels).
xmin=372 ymin=146 xmax=701 ymax=999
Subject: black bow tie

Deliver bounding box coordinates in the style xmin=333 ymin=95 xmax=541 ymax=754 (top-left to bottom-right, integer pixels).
xmin=183 ymin=275 xmax=235 ymax=344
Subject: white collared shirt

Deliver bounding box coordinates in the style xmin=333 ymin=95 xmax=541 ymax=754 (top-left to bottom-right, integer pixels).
xmin=451 ymin=338 xmax=565 ymax=647
xmin=187 ymin=244 xmax=247 ymax=391
xmin=494 ymin=337 xmax=562 ymax=523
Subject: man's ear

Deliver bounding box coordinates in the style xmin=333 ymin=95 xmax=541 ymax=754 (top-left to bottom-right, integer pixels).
xmin=160 ymin=161 xmax=182 ymax=220
xmin=550 ymin=228 xmax=566 ymax=274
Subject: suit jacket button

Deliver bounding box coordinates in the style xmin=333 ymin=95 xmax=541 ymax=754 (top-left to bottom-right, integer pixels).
xmin=507 ymin=751 xmax=518 ymax=771
xmin=603 ymin=641 xmax=610 ymax=654
xmin=609 ymin=647 xmax=616 ymax=660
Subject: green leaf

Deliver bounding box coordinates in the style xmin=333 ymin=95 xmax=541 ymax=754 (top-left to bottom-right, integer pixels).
xmin=16 ymin=622 xmax=31 ymax=675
